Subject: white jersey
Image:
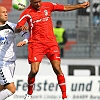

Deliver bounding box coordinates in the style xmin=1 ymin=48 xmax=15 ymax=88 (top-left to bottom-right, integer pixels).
xmin=0 ymin=21 xmax=29 ymax=62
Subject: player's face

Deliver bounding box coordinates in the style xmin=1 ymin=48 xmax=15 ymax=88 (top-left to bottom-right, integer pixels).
xmin=0 ymin=6 xmax=8 ymax=25
xmin=30 ymin=0 xmax=42 ymax=10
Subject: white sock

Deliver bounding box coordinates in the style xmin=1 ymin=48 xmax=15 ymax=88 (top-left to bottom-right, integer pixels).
xmin=0 ymin=89 xmax=13 ymax=100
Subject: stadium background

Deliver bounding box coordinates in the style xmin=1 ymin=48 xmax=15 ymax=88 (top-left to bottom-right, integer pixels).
xmin=1 ymin=0 xmax=100 ymax=58
xmin=0 ymin=0 xmax=100 ymax=100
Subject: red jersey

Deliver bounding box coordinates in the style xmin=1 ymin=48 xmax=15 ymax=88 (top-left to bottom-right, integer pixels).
xmin=17 ymin=2 xmax=64 ymax=45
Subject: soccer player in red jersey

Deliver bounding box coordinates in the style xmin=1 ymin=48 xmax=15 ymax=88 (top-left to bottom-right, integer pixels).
xmin=16 ymin=0 xmax=90 ymax=100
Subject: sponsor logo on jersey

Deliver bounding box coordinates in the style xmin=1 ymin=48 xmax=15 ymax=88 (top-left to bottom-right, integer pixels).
xmin=33 ymin=17 xmax=50 ymax=23
xmin=0 ymin=37 xmax=8 ymax=45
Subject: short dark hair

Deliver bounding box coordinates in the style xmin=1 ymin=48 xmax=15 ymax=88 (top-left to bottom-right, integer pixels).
xmin=56 ymin=20 xmax=62 ymax=25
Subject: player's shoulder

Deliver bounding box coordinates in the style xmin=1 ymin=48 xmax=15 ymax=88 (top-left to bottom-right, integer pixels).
xmin=6 ymin=21 xmax=16 ymax=30
xmin=42 ymin=2 xmax=57 ymax=6
xmin=6 ymin=21 xmax=12 ymax=25
xmin=6 ymin=21 xmax=16 ymax=26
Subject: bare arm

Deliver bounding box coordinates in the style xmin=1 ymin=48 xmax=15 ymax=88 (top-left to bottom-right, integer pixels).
xmin=15 ymin=25 xmax=28 ymax=33
xmin=64 ymin=2 xmax=90 ymax=11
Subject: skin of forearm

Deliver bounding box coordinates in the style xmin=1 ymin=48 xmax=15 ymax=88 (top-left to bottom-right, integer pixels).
xmin=15 ymin=27 xmax=22 ymax=33
xmin=64 ymin=4 xmax=84 ymax=11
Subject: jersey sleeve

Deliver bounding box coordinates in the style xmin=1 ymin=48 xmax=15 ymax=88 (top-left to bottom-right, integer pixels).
xmin=19 ymin=31 xmax=29 ymax=43
xmin=19 ymin=31 xmax=29 ymax=39
xmin=16 ymin=11 xmax=29 ymax=27
xmin=48 ymin=2 xmax=64 ymax=11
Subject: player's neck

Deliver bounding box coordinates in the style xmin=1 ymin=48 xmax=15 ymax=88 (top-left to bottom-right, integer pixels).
xmin=0 ymin=21 xmax=6 ymax=25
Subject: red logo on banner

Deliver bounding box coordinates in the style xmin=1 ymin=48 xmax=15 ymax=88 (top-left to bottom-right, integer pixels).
xmin=0 ymin=0 xmax=12 ymax=12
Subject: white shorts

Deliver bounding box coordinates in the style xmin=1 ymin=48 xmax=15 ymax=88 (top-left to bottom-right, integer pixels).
xmin=0 ymin=61 xmax=15 ymax=86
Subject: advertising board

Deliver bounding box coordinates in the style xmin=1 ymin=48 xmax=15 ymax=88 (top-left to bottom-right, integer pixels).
xmin=6 ymin=76 xmax=100 ymax=100
xmin=5 ymin=58 xmax=100 ymax=100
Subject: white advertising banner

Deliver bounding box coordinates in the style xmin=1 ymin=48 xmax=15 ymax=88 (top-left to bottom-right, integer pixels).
xmin=6 ymin=76 xmax=100 ymax=100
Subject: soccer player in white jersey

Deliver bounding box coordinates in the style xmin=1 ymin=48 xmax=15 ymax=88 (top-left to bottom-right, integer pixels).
xmin=0 ymin=6 xmax=29 ymax=100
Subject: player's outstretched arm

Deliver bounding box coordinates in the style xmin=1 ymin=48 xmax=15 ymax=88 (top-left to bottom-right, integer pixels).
xmin=64 ymin=2 xmax=90 ymax=11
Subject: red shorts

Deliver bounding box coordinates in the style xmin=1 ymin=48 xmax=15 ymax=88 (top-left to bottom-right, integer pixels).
xmin=28 ymin=43 xmax=61 ymax=63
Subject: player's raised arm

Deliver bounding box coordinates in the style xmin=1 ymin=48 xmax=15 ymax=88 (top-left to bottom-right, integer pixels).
xmin=64 ymin=2 xmax=90 ymax=11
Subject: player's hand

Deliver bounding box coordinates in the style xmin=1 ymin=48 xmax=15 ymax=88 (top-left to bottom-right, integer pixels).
xmin=21 ymin=25 xmax=28 ymax=31
xmin=15 ymin=25 xmax=28 ymax=33
xmin=17 ymin=41 xmax=27 ymax=47
xmin=80 ymin=2 xmax=90 ymax=8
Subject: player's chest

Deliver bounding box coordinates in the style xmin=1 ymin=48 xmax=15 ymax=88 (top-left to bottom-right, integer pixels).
xmin=30 ymin=9 xmax=50 ymax=22
xmin=0 ymin=29 xmax=15 ymax=42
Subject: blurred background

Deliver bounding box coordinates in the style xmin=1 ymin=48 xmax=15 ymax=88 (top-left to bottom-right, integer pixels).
xmin=2 ymin=0 xmax=100 ymax=59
